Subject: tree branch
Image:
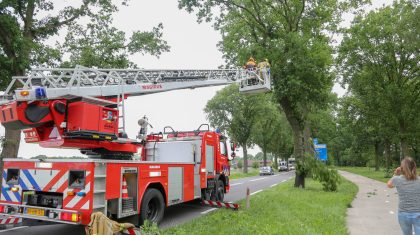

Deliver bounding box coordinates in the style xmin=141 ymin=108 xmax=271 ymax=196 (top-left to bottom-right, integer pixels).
xmin=218 ymin=0 xmax=267 ymax=34
xmin=0 ymin=23 xmax=17 ymax=59
xmin=17 ymin=0 xmax=26 ymax=21
xmin=294 ymin=0 xmax=305 ymax=31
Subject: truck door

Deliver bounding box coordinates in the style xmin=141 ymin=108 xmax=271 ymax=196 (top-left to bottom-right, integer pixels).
xmin=192 ymin=141 xmax=202 ymax=198
xmin=205 ymin=140 xmax=215 ymax=176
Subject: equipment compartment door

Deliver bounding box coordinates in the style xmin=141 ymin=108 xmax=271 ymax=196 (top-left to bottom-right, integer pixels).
xmin=117 ymin=167 xmax=138 ymax=218
xmin=168 ymin=167 xmax=184 ymax=205
xmin=205 ymin=144 xmax=215 ymax=175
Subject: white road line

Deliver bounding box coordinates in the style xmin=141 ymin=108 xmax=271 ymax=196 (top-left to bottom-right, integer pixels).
xmin=385 ymin=200 xmax=389 ymax=203
xmin=0 ymin=226 xmax=29 ymax=233
xmin=201 ymin=208 xmax=218 ymax=214
xmin=270 ymin=184 xmax=278 ymax=188
xmin=230 ymin=183 xmax=243 ymax=186
xmin=389 ymin=211 xmax=395 ymax=214
xmin=281 ymin=180 xmax=286 ymax=183
xmin=250 ymin=177 xmax=266 ymax=182
xmin=250 ymin=190 xmax=263 ymax=195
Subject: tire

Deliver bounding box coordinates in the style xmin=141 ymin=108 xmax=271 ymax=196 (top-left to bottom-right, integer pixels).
xmin=139 ymin=188 xmax=165 ymax=225
xmin=215 ymin=180 xmax=225 ymax=202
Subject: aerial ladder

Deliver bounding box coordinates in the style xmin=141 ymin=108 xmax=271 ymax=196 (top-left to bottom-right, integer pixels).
xmin=0 ymin=65 xmax=271 ymax=159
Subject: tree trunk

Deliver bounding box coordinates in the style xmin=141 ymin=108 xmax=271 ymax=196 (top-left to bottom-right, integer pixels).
xmin=263 ymin=150 xmax=267 ymax=166
xmin=242 ymin=147 xmax=248 ymax=174
xmin=273 ymin=155 xmax=278 ymax=170
xmin=279 ymin=97 xmax=305 ymax=188
xmin=400 ymin=138 xmax=410 ymax=159
xmin=374 ymin=141 xmax=380 ymax=171
xmin=399 ymin=121 xmax=411 ymax=158
xmin=303 ymin=122 xmax=313 ymax=155
xmin=384 ymin=139 xmax=391 ymax=170
xmin=1 ymin=130 xmax=21 ymax=158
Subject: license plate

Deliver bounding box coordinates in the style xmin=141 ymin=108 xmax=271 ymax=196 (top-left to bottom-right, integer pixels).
xmin=27 ymin=208 xmax=45 ymax=216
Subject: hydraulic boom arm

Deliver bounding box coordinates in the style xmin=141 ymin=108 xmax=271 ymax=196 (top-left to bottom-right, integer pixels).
xmin=2 ymin=65 xmax=270 ymax=103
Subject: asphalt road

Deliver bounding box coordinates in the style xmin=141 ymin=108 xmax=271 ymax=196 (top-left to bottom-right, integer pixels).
xmin=0 ymin=171 xmax=295 ymax=234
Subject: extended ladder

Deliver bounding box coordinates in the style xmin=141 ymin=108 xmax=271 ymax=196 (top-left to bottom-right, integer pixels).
xmin=1 ymin=65 xmax=271 ymax=103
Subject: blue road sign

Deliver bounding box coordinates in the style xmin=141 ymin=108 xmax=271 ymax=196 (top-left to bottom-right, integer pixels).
xmin=314 ymin=144 xmax=327 ymax=161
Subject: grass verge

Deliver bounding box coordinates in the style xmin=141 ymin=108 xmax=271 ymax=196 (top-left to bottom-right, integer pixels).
xmin=162 ymin=178 xmax=357 ymax=235
xmin=337 ymin=167 xmax=390 ymax=183
xmin=229 ymin=168 xmax=259 ymax=180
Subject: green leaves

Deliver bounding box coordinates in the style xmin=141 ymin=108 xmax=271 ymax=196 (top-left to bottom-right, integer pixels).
xmin=128 ymin=23 xmax=170 ymax=57
xmin=60 ymin=13 xmax=170 ymax=68
xmin=337 ymin=0 xmax=419 ymax=158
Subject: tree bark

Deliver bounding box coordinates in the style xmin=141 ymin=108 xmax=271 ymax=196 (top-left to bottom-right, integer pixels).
xmin=384 ymin=139 xmax=391 ymax=170
xmin=399 ymin=120 xmax=411 ymax=158
xmin=263 ymin=150 xmax=267 ymax=166
xmin=273 ymin=154 xmax=278 ymax=170
xmin=303 ymin=122 xmax=313 ymax=155
xmin=242 ymin=147 xmax=248 ymax=174
xmin=279 ymin=97 xmax=305 ymax=188
xmin=400 ymin=138 xmax=410 ymax=159
xmin=374 ymin=141 xmax=381 ymax=171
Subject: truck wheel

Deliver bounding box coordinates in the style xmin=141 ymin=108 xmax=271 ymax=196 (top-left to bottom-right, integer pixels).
xmin=139 ymin=188 xmax=165 ymax=225
xmin=215 ymin=180 xmax=225 ymax=202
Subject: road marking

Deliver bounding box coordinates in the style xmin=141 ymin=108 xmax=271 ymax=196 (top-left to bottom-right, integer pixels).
xmin=281 ymin=180 xmax=286 ymax=183
xmin=288 ymin=177 xmax=293 ymax=179
xmin=250 ymin=190 xmax=263 ymax=195
xmin=270 ymin=184 xmax=278 ymax=188
xmin=389 ymin=211 xmax=395 ymax=214
xmin=250 ymin=177 xmax=266 ymax=182
xmin=0 ymin=226 xmax=29 ymax=233
xmin=201 ymin=208 xmax=218 ymax=214
xmin=230 ymin=183 xmax=243 ymax=186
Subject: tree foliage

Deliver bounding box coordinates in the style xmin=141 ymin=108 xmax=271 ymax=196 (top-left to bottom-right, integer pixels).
xmin=178 ymin=0 xmax=367 ymax=187
xmin=204 ymin=84 xmax=267 ymax=173
xmin=337 ymin=0 xmax=419 ymax=163
xmin=60 ymin=12 xmax=169 ymax=68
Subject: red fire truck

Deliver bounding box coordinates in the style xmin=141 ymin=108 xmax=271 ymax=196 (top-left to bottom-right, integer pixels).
xmin=0 ymin=66 xmax=270 ymax=226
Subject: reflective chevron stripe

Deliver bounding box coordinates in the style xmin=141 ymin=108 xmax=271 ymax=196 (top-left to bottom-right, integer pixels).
xmin=0 ymin=215 xmax=22 ymax=224
xmin=63 ymin=171 xmax=91 ymax=210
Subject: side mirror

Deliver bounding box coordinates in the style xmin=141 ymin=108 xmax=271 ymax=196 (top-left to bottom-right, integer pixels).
xmin=230 ymin=142 xmax=236 ymax=152
xmin=228 ymin=152 xmax=236 ymax=161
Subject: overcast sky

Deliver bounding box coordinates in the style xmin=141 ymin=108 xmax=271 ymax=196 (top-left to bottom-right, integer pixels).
xmin=2 ymin=0 xmax=390 ymax=158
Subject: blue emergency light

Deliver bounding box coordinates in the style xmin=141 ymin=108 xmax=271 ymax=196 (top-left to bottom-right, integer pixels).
xmin=35 ymin=87 xmax=47 ymax=99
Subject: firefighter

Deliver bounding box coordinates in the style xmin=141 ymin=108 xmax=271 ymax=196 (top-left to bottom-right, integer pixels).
xmin=245 ymin=57 xmax=256 ymax=71
xmin=258 ymin=58 xmax=270 ymax=70
xmin=258 ymin=58 xmax=270 ymax=82
xmin=244 ymin=57 xmax=257 ymax=85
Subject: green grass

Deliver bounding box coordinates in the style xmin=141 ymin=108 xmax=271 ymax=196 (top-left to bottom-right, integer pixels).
xmin=337 ymin=166 xmax=420 ymax=183
xmin=229 ymin=168 xmax=259 ymax=180
xmin=163 ymin=178 xmax=358 ymax=235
